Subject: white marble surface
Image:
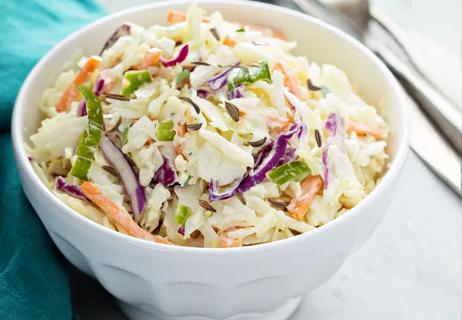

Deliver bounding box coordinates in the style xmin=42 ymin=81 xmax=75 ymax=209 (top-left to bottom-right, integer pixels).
xmin=72 ymin=1 xmax=462 ymax=319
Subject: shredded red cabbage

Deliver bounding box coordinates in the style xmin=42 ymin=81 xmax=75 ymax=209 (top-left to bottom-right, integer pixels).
xmin=100 ymin=136 xmax=146 ymax=221
xmin=280 ymin=146 xmax=297 ymax=164
xmin=100 ymin=24 xmax=131 ymax=55
xmin=208 ymin=63 xmax=239 ymax=91
xmin=322 ymin=113 xmax=339 ymax=189
xmin=325 ymin=113 xmax=338 ymax=135
xmin=297 ymin=122 xmax=307 ymax=139
xmin=227 ymin=85 xmax=244 ymax=99
xmin=197 ymin=88 xmax=211 ymax=98
xmin=153 ymin=156 xmax=176 ymax=187
xmin=56 ymin=176 xmax=86 ymax=200
xmin=77 ymin=78 xmax=105 ymax=117
xmin=253 ymin=133 xmax=299 ymax=168
xmin=76 ymin=100 xmax=87 ymax=117
xmin=208 ymin=179 xmax=242 ymax=201
xmin=208 ymin=124 xmax=303 ymax=201
xmin=161 ymin=45 xmax=189 ymax=67
xmin=94 ymin=78 xmax=105 ymax=96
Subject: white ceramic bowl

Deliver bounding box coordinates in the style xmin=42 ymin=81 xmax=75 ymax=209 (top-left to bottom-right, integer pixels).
xmin=12 ymin=1 xmax=409 ymax=319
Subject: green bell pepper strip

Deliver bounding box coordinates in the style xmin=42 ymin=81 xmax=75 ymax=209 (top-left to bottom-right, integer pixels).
xmin=70 ymin=86 xmax=105 ymax=180
xmin=176 ymin=69 xmax=190 ymax=88
xmin=227 ymin=61 xmax=272 ymax=91
xmin=267 ymin=160 xmax=311 ymax=185
xmin=120 ymin=126 xmax=129 ymax=146
xmin=175 ymin=204 xmax=192 ymax=225
xmin=121 ymin=70 xmax=151 ymax=97
xmin=156 ymin=120 xmax=176 ymax=141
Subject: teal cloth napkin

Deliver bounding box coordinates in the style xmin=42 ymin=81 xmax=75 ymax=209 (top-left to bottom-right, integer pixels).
xmin=0 ymin=1 xmax=105 ymax=318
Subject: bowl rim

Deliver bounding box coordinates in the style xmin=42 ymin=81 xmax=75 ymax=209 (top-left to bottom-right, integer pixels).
xmin=11 ymin=0 xmax=409 ymax=255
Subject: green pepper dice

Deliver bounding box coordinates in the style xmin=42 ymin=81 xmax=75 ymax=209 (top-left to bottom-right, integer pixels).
xmin=70 ymin=86 xmax=104 ymax=180
xmin=175 ymin=204 xmax=192 ymax=225
xmin=121 ymin=70 xmax=151 ymax=97
xmin=227 ymin=61 xmax=272 ymax=91
xmin=120 ymin=126 xmax=129 ymax=146
xmin=156 ymin=120 xmax=176 ymax=141
xmin=267 ymin=160 xmax=311 ymax=185
xmin=176 ymin=69 xmax=190 ymax=88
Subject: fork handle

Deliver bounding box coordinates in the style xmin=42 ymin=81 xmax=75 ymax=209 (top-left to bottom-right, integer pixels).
xmin=377 ymin=46 xmax=462 ymax=154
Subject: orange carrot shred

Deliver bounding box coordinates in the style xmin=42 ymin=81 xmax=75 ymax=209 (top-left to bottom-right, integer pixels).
xmin=346 ymin=120 xmax=387 ymax=139
xmin=167 ymin=10 xmax=186 ymax=24
xmin=174 ymin=143 xmax=184 ymax=155
xmin=219 ymin=235 xmax=243 ymax=248
xmin=223 ymin=37 xmax=237 ymax=47
xmin=273 ymin=60 xmax=304 ymax=99
xmin=141 ymin=48 xmax=162 ymax=68
xmin=81 ymin=182 xmax=169 ymax=244
xmin=265 ymin=114 xmax=293 ymax=132
xmin=178 ymin=121 xmax=186 ymax=137
xmin=239 ymin=23 xmax=285 ymax=39
xmin=167 ymin=9 xmax=210 ymax=24
xmin=56 ymin=57 xmax=101 ymax=112
xmin=287 ymin=175 xmax=323 ymax=221
xmin=145 ymin=138 xmax=154 ymax=146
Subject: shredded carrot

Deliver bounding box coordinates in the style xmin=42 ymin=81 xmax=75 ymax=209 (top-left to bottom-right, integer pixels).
xmin=174 ymin=143 xmax=184 ymax=155
xmin=167 ymin=9 xmax=210 ymax=24
xmin=219 ymin=226 xmax=252 ymax=247
xmin=287 ymin=175 xmax=323 ymax=221
xmin=56 ymin=57 xmax=101 ymax=112
xmin=178 ymin=121 xmax=186 ymax=137
xmin=232 ymin=100 xmax=292 ymax=129
xmin=223 ymin=37 xmax=237 ymax=47
xmin=240 ymin=23 xmax=285 ymax=39
xmin=346 ymin=120 xmax=387 ymax=139
xmin=224 ymin=226 xmax=253 ymax=233
xmin=273 ymin=60 xmax=304 ymax=99
xmin=144 ymin=138 xmax=154 ymax=146
xmin=167 ymin=10 xmax=187 ymax=24
xmin=81 ymin=182 xmax=169 ymax=244
xmin=265 ymin=114 xmax=293 ymax=132
xmin=140 ymin=48 xmax=162 ymax=68
xmin=219 ymin=235 xmax=243 ymax=248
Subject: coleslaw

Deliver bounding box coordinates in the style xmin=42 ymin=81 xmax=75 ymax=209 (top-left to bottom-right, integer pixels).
xmin=28 ymin=5 xmax=389 ymax=248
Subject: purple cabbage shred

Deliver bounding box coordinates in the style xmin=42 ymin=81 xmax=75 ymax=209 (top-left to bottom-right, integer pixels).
xmin=227 ymin=85 xmax=244 ymax=100
xmin=100 ymin=24 xmax=131 ymax=55
xmin=208 ymin=124 xmax=304 ymax=201
xmin=94 ymin=78 xmax=105 ymax=96
xmin=56 ymin=176 xmax=86 ymax=200
xmin=77 ymin=78 xmax=105 ymax=117
xmin=322 ymin=113 xmax=339 ymax=189
xmin=100 ymin=136 xmax=147 ymax=221
xmin=325 ymin=113 xmax=338 ymax=135
xmin=161 ymin=44 xmax=189 ymax=67
xmin=76 ymin=100 xmax=87 ymax=117
xmin=197 ymin=88 xmax=211 ymax=98
xmin=208 ymin=63 xmax=239 ymax=91
xmin=153 ymin=156 xmax=176 ymax=187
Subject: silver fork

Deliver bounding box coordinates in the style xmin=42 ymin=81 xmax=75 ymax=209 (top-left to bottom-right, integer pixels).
xmin=292 ymin=0 xmax=462 ymax=197
xmin=294 ymin=0 xmax=462 ymax=153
